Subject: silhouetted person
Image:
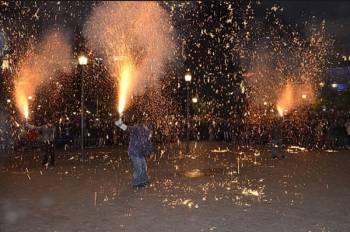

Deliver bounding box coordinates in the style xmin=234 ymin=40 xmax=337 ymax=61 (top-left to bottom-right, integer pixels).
xmin=270 ymin=119 xmax=285 ymax=159
xmin=26 ymin=121 xmax=56 ymax=167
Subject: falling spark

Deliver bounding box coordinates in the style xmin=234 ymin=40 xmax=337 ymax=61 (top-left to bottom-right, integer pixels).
xmin=184 ymin=169 xmax=204 ymax=178
xmin=25 ymin=168 xmax=31 ymax=180
xmin=211 ymin=147 xmax=230 ymax=153
xmin=242 ymin=188 xmax=261 ymax=197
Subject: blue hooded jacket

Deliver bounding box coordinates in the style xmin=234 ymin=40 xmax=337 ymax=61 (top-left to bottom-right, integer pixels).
xmin=127 ymin=124 xmax=153 ymax=157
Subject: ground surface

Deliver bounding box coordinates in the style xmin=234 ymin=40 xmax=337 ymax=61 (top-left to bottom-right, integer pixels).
xmin=0 ymin=142 xmax=349 ymax=232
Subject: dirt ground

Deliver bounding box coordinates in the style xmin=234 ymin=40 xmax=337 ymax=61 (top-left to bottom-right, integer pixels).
xmin=0 ymin=142 xmax=349 ymax=232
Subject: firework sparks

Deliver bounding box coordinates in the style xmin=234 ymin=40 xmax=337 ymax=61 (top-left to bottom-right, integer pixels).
xmin=15 ymin=88 xmax=29 ymax=120
xmin=276 ymin=81 xmax=316 ymax=117
xmin=117 ymin=58 xmax=134 ymax=115
xmin=13 ymin=31 xmax=72 ymax=120
xmin=84 ymin=2 xmax=174 ymax=115
xmin=276 ymin=81 xmax=293 ymax=117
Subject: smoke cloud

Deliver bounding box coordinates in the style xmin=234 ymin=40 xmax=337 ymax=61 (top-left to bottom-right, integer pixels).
xmin=84 ymin=1 xmax=175 ymax=110
xmin=14 ymin=31 xmax=72 ymax=119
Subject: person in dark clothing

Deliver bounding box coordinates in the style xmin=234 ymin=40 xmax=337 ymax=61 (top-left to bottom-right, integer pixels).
xmin=115 ymin=119 xmax=153 ymax=188
xmin=270 ymin=119 xmax=285 ymax=159
xmin=26 ymin=121 xmax=56 ymax=166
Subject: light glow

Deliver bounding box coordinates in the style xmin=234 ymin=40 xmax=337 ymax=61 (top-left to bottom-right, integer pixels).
xmin=117 ymin=59 xmax=134 ymax=115
xmin=185 ymin=72 xmax=192 ymax=82
xmin=78 ymin=55 xmax=88 ymax=65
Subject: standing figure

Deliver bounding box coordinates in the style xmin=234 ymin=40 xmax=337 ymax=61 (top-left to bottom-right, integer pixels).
xmin=26 ymin=121 xmax=56 ymax=166
xmin=270 ymin=119 xmax=285 ymax=159
xmin=115 ymin=119 xmax=153 ymax=188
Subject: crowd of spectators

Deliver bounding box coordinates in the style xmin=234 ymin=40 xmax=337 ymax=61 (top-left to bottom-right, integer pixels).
xmin=184 ymin=109 xmax=350 ymax=150
xmin=1 ymin=108 xmax=350 ymax=154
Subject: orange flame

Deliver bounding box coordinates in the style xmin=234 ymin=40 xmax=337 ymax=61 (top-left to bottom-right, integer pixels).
xmin=276 ymin=81 xmax=315 ymax=117
xmin=84 ymin=2 xmax=175 ymax=116
xmin=13 ymin=31 xmax=72 ymax=120
xmin=117 ymin=59 xmax=134 ymax=114
xmin=276 ymin=82 xmax=293 ymax=117
xmin=276 ymin=105 xmax=284 ymax=117
xmin=14 ymin=69 xmax=34 ymax=120
xmin=15 ymin=90 xmax=29 ymax=119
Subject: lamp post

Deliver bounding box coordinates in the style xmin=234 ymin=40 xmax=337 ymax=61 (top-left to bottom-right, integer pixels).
xmin=185 ymin=72 xmax=192 ymax=154
xmin=1 ymin=55 xmax=10 ymax=71
xmin=192 ymin=97 xmax=198 ymax=103
xmin=78 ymin=55 xmax=88 ymax=161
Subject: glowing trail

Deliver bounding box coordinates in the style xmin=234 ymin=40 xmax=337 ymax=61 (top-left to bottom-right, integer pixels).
xmin=276 ymin=81 xmax=315 ymax=117
xmin=15 ymin=89 xmax=29 ymax=119
xmin=84 ymin=2 xmax=174 ymax=116
xmin=13 ymin=31 xmax=72 ymax=120
xmin=276 ymin=82 xmax=293 ymax=117
xmin=276 ymin=105 xmax=284 ymax=117
xmin=117 ymin=59 xmax=134 ymax=115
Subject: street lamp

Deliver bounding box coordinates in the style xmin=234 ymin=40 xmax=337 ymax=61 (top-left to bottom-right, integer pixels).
xmin=185 ymin=71 xmax=192 ymax=154
xmin=78 ymin=55 xmax=88 ymax=66
xmin=185 ymin=72 xmax=192 ymax=82
xmin=1 ymin=57 xmax=9 ymax=71
xmin=78 ymin=54 xmax=88 ymax=161
xmin=192 ymin=97 xmax=198 ymax=103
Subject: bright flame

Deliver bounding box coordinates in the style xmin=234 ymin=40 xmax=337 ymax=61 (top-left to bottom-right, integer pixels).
xmin=276 ymin=82 xmax=293 ymax=117
xmin=14 ymin=75 xmax=32 ymax=120
xmin=13 ymin=31 xmax=72 ymax=120
xmin=276 ymin=81 xmax=316 ymax=117
xmin=117 ymin=59 xmax=134 ymax=114
xmin=16 ymin=90 xmax=29 ymax=119
xmin=276 ymin=105 xmax=284 ymax=117
xmin=84 ymin=2 xmax=175 ymax=116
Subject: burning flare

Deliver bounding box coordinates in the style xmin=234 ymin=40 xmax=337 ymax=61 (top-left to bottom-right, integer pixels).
xmin=276 ymin=105 xmax=284 ymax=117
xmin=117 ymin=59 xmax=134 ymax=114
xmin=14 ymin=64 xmax=35 ymax=120
xmin=15 ymin=90 xmax=29 ymax=119
xmin=276 ymin=81 xmax=315 ymax=117
xmin=84 ymin=2 xmax=174 ymax=115
xmin=13 ymin=31 xmax=72 ymax=120
xmin=276 ymin=82 xmax=293 ymax=117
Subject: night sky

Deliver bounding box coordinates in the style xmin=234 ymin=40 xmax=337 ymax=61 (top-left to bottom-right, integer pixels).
xmin=1 ymin=1 xmax=349 ymax=53
xmin=0 ymin=1 xmax=349 ymax=121
xmin=261 ymin=1 xmax=350 ymax=53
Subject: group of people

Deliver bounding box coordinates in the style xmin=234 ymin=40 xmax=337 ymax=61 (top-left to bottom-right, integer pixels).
xmin=22 ymin=118 xmax=153 ymax=189
xmin=185 ymin=111 xmax=350 ymax=149
xmin=2 ymin=108 xmax=350 ymax=188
